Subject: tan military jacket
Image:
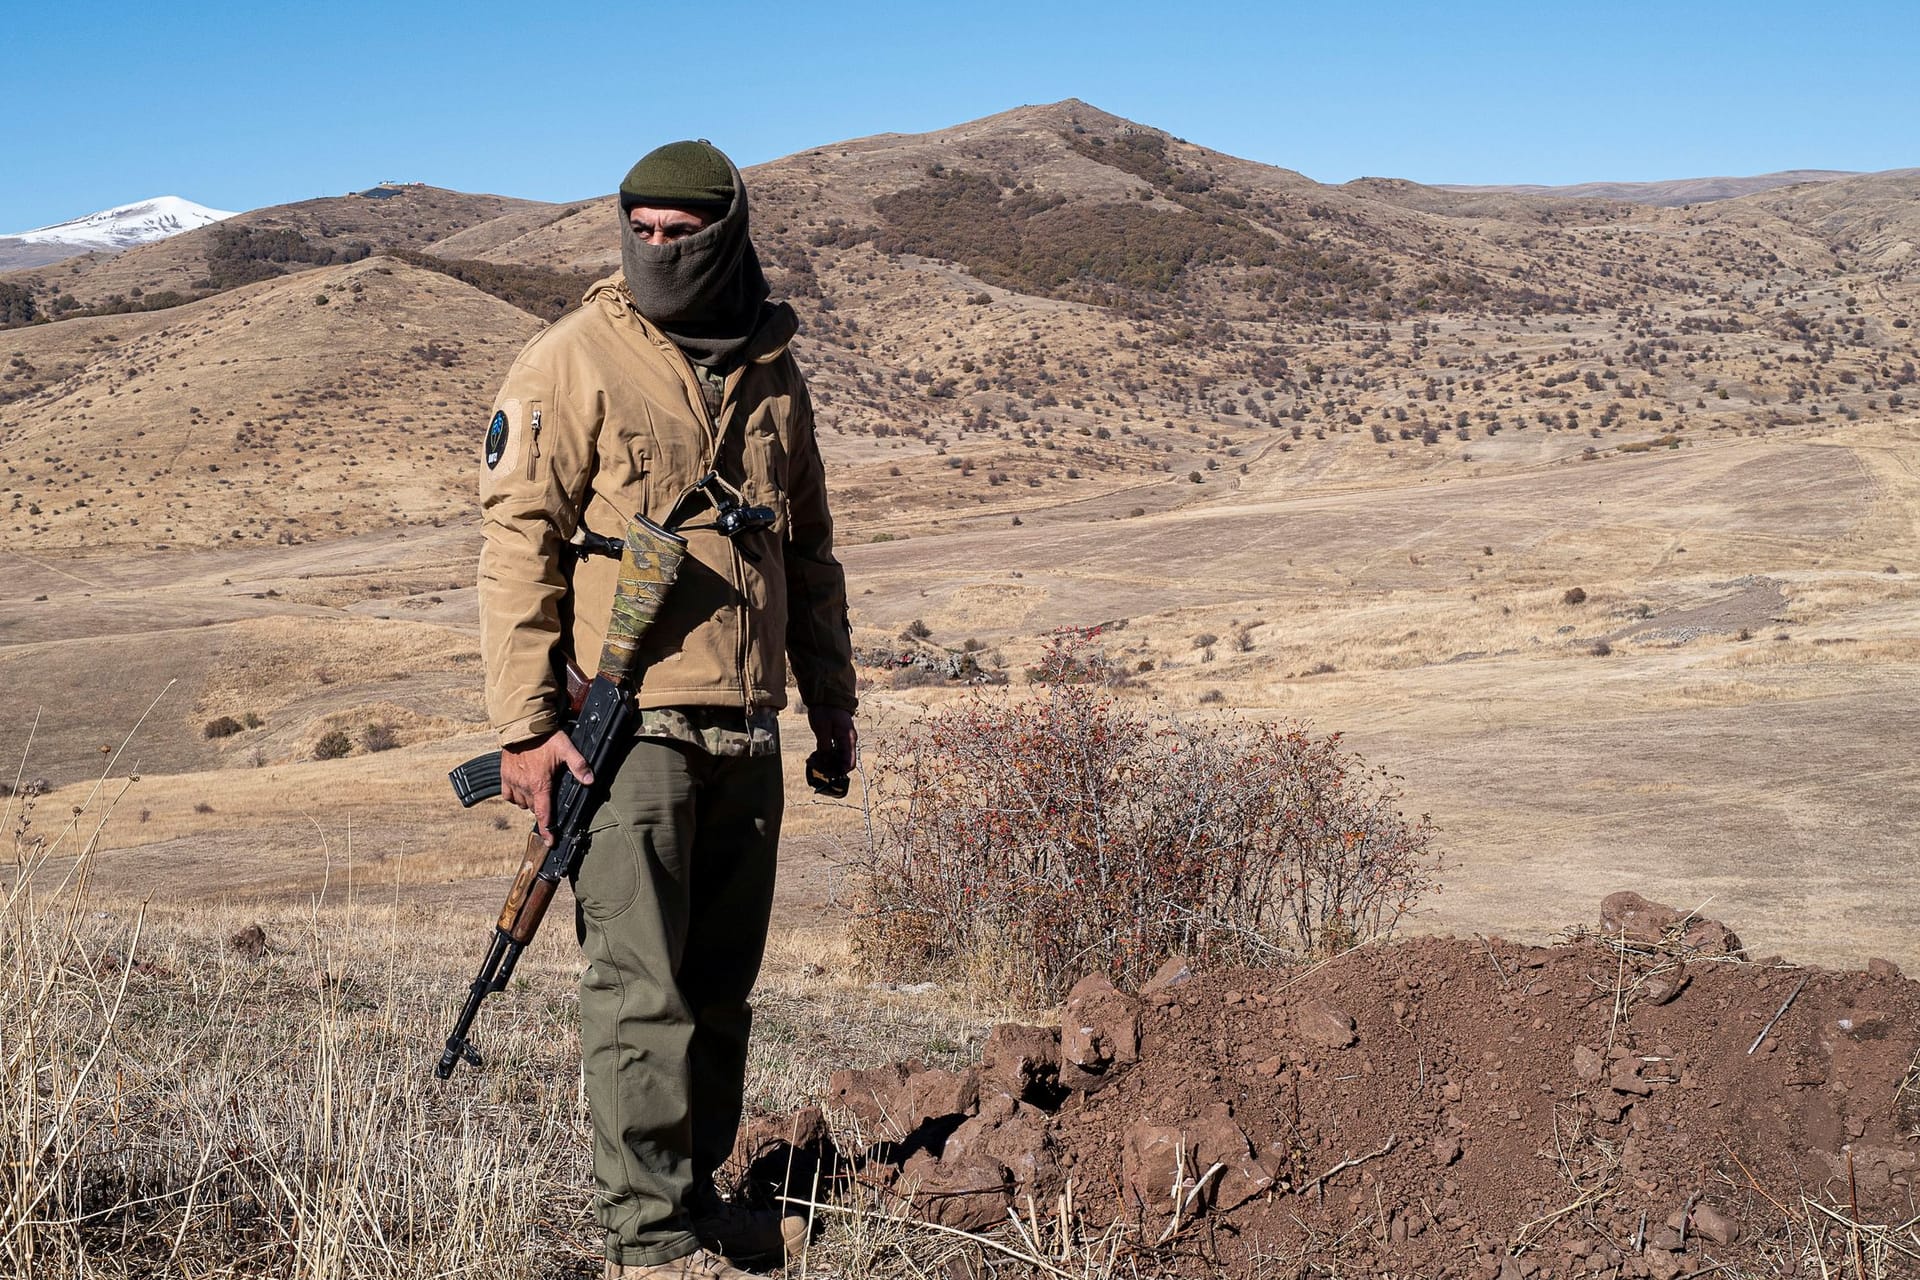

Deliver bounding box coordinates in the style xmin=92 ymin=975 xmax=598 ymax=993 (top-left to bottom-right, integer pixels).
xmin=478 ymin=274 xmax=856 ymax=748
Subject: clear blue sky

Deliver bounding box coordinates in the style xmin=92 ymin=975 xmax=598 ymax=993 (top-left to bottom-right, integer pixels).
xmin=5 ymin=0 xmax=1915 ymax=233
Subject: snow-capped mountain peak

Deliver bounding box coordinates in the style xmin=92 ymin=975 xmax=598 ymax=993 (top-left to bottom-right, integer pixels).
xmin=7 ymin=196 xmax=238 ymax=251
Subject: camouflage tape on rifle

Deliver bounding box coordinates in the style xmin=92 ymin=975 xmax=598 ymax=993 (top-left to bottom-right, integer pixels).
xmin=597 ymin=514 xmax=687 ymax=683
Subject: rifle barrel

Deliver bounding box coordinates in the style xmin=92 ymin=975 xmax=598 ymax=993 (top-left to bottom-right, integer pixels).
xmin=437 ymin=931 xmax=514 ymax=1079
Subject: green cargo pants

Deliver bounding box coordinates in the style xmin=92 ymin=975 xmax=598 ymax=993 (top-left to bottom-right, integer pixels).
xmin=572 ymin=737 xmax=783 ymax=1268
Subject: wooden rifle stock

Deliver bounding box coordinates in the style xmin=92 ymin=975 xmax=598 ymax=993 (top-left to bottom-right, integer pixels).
xmin=495 ymin=833 xmax=550 ymax=942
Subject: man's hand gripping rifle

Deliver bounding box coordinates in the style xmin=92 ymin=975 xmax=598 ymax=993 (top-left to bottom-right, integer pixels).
xmin=436 ymin=511 xmax=686 ymax=1079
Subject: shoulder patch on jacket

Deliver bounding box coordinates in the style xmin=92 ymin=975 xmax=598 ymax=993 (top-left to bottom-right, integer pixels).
xmin=484 ymin=410 xmax=509 ymax=469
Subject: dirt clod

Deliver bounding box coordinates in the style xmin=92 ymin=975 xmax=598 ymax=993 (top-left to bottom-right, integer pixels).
xmin=1295 ymin=998 xmax=1358 ymax=1048
xmin=1599 ymin=890 xmax=1744 ymax=956
xmin=1689 ymin=1202 xmax=1741 ymax=1245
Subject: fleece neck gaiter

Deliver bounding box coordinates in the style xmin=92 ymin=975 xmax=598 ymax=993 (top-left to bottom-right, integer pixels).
xmin=620 ymin=151 xmax=769 ymax=371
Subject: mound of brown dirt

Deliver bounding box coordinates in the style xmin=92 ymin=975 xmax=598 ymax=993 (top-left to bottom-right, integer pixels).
xmin=737 ymin=898 xmax=1920 ymax=1278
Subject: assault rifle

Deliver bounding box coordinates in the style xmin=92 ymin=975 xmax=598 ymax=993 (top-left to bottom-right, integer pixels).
xmin=436 ymin=512 xmax=686 ymax=1079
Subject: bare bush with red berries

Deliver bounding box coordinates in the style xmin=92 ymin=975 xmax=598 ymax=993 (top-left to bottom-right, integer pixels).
xmin=852 ymin=632 xmax=1441 ymax=1004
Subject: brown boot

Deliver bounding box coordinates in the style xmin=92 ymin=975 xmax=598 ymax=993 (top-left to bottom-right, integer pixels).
xmin=689 ymin=1195 xmax=810 ymax=1264
xmin=604 ymin=1248 xmax=756 ymax=1279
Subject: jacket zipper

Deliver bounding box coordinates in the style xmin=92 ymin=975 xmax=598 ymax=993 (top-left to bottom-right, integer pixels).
xmin=731 ymin=539 xmax=754 ymax=716
xmin=680 ymin=348 xmax=756 ymax=718
xmin=722 ymin=370 xmax=755 ymax=716
xmin=525 ymin=405 xmax=543 ymax=481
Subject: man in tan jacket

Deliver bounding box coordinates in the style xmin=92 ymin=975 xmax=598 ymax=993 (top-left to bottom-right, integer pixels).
xmin=479 ymin=141 xmax=857 ymax=1279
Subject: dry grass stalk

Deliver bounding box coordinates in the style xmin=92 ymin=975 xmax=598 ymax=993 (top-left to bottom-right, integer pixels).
xmin=1298 ymin=1134 xmax=1397 ymax=1199
xmin=1513 ymin=1105 xmax=1620 ymax=1250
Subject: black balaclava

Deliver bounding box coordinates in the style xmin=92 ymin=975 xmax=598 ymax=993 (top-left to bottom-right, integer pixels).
xmin=618 ymin=141 xmax=770 ymax=370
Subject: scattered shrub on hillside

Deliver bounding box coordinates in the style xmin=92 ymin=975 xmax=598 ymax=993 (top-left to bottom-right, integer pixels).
xmin=853 ymin=631 xmax=1440 ymax=1002
xmin=361 ymin=723 xmax=400 ymax=753
xmin=872 ymin=167 xmax=1272 ymax=303
xmin=195 ymin=225 xmax=371 ymax=290
xmin=383 ymin=250 xmax=596 ymax=322
xmin=1022 ymin=627 xmax=1126 ymax=686
xmin=7 ymin=286 xmax=210 ymax=328
xmin=900 ymin=619 xmax=932 ymax=641
xmin=203 ymin=716 xmax=244 ymax=739
xmin=312 ymin=730 xmax=352 ymax=761
xmin=192 ymin=802 xmax=214 ymax=815
xmin=1563 ymin=587 xmax=1588 ymax=605
xmin=0 ymin=282 xmax=37 ymax=327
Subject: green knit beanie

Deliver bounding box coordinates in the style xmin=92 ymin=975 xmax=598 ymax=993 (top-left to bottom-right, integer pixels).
xmin=619 ymin=140 xmax=735 ymax=212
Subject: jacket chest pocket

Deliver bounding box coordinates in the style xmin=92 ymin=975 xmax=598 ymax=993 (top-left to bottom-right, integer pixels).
xmin=744 ymin=430 xmax=789 ymax=536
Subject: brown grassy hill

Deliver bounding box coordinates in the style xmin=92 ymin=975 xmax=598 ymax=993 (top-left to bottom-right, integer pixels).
xmin=1438 ymin=168 xmax=1861 ymax=206
xmin=5 ymin=98 xmax=1915 ymax=562
xmin=1724 ymin=168 xmax=1920 ymax=269
xmin=2 ymin=257 xmax=542 ymax=550
xmin=449 ymin=195 xmax=623 ymax=273
xmin=0 ymin=238 xmax=94 ymax=272
xmin=424 ymin=197 xmax=593 ymax=259
xmin=0 ymin=185 xmax=554 ymax=319
xmin=675 ymin=100 xmax=1913 ymax=540
xmin=1338 ymin=177 xmax=1639 ymax=225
